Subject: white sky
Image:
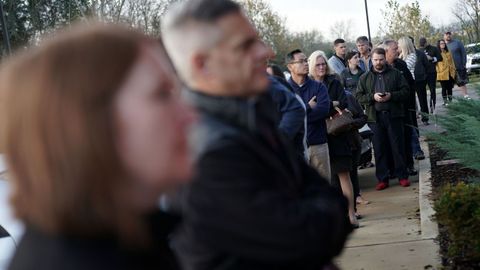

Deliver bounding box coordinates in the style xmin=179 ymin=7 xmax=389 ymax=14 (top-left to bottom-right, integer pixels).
xmin=264 ymin=0 xmax=458 ymax=40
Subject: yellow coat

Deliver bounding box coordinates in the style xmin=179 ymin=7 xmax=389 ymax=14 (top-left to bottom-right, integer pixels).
xmin=436 ymin=51 xmax=456 ymax=81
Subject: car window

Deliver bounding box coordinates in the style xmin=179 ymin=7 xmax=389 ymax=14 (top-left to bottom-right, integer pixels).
xmin=466 ymin=44 xmax=480 ymax=55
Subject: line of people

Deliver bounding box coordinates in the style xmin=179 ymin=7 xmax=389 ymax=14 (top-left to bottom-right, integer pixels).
xmin=0 ymin=0 xmax=471 ymax=269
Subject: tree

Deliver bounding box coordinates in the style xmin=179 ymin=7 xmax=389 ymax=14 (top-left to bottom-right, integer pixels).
xmin=0 ymin=0 xmax=90 ymax=53
xmin=89 ymin=0 xmax=177 ymax=37
xmin=236 ymin=0 xmax=288 ymax=64
xmin=0 ymin=0 xmax=177 ymax=55
xmin=329 ymin=20 xmax=354 ymax=43
xmin=288 ymin=30 xmax=330 ymax=58
xmin=379 ymin=0 xmax=434 ymax=43
xmin=452 ymin=0 xmax=480 ymax=44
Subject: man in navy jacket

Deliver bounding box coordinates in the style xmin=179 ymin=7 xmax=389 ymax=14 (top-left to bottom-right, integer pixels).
xmin=286 ymin=49 xmax=331 ymax=181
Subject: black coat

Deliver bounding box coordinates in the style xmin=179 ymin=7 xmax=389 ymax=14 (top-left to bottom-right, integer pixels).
xmin=173 ymin=90 xmax=352 ymax=270
xmin=8 ymin=211 xmax=180 ymax=270
xmin=392 ymin=58 xmax=416 ymax=111
xmin=323 ymin=75 xmax=352 ymax=158
xmin=420 ymin=45 xmax=443 ymax=74
xmin=414 ymin=49 xmax=429 ymax=81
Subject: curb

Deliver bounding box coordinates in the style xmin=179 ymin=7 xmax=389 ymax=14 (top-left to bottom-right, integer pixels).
xmin=418 ymin=137 xmax=439 ymax=240
xmin=418 ymin=137 xmax=442 ymax=265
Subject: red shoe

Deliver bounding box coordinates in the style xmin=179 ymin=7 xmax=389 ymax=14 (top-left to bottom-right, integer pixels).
xmin=376 ymin=182 xmax=389 ymax=190
xmin=399 ymin=178 xmax=411 ymax=187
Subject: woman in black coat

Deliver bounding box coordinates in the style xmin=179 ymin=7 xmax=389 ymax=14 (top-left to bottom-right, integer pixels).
xmin=308 ymin=51 xmax=358 ymax=228
xmin=1 ymin=23 xmax=195 ymax=270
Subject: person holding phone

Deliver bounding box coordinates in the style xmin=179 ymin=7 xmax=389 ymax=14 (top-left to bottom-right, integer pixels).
xmin=356 ymin=48 xmax=410 ymax=191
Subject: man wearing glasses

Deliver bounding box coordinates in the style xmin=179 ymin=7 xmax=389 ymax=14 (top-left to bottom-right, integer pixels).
xmin=286 ymin=49 xmax=331 ymax=181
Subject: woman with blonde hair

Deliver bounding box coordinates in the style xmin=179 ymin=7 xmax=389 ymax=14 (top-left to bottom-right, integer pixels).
xmin=308 ymin=50 xmax=358 ymax=228
xmin=398 ymin=36 xmax=417 ymax=79
xmin=436 ymin=39 xmax=457 ymax=105
xmin=0 ymin=23 xmax=194 ymax=270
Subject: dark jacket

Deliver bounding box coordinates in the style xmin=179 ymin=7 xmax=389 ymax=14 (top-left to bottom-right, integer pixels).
xmin=414 ymin=49 xmax=429 ymax=81
xmin=340 ymin=67 xmax=365 ymax=92
xmin=8 ymin=211 xmax=180 ymax=270
xmin=174 ymin=90 xmax=352 ymax=270
xmin=391 ymin=58 xmax=416 ymax=111
xmin=323 ymin=74 xmax=352 ymax=158
xmin=419 ymin=45 xmax=443 ymax=74
xmin=288 ymin=77 xmax=330 ymax=146
xmin=345 ymin=90 xmax=367 ymax=150
xmin=269 ymin=76 xmax=306 ymax=159
xmin=355 ymin=65 xmax=409 ymax=122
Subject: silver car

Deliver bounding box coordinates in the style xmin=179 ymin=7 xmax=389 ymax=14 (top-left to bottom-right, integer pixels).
xmin=466 ymin=43 xmax=480 ymax=74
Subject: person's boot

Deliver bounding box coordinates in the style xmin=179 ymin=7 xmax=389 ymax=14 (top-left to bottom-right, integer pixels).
xmin=442 ymin=96 xmax=448 ymax=106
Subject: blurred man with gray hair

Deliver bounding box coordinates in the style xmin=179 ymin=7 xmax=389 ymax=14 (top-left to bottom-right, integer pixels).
xmin=162 ymin=0 xmax=352 ymax=269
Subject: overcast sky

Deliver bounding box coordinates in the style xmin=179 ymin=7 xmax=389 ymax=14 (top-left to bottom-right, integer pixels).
xmin=264 ymin=0 xmax=458 ymax=40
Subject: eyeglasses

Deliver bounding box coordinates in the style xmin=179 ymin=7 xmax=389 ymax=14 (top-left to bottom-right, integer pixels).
xmin=289 ymin=58 xmax=308 ymax=64
xmin=315 ymin=63 xmax=327 ymax=67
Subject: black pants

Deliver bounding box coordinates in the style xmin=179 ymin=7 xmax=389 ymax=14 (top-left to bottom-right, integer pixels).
xmin=403 ymin=112 xmax=414 ymax=169
xmin=415 ymin=80 xmax=429 ymax=122
xmin=440 ymin=78 xmax=454 ymax=102
xmin=370 ymin=112 xmax=408 ymax=182
xmin=426 ymin=72 xmax=437 ymax=110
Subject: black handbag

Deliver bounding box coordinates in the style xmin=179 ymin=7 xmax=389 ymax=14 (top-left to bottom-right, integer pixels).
xmin=326 ymin=107 xmax=354 ymax=135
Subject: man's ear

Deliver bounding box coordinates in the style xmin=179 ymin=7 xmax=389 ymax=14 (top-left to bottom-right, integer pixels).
xmin=192 ymin=52 xmax=210 ymax=76
xmin=286 ymin=63 xmax=293 ymax=73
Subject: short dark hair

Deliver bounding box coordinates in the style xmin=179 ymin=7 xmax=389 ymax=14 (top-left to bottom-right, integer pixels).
xmin=267 ymin=63 xmax=285 ymax=79
xmin=334 ymin=38 xmax=345 ymax=46
xmin=419 ymin=37 xmax=427 ymax=47
xmin=371 ymin=47 xmax=386 ymax=56
xmin=356 ymin=36 xmax=369 ymax=44
xmin=166 ymin=0 xmax=240 ymax=27
xmin=285 ymin=49 xmax=303 ymax=64
xmin=345 ymin=50 xmax=359 ymax=61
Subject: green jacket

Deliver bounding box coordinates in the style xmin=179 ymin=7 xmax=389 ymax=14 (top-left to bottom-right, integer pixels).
xmin=355 ymin=66 xmax=409 ymax=122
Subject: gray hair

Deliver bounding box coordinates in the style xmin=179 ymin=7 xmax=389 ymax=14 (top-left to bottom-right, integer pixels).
xmin=161 ymin=0 xmax=241 ymax=83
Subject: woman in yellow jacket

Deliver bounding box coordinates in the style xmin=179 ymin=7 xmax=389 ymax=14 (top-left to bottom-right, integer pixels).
xmin=436 ymin=39 xmax=457 ymax=105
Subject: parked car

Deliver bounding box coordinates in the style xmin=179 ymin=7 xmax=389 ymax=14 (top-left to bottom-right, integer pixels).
xmin=0 ymin=156 xmax=23 ymax=270
xmin=466 ymin=43 xmax=480 ymax=74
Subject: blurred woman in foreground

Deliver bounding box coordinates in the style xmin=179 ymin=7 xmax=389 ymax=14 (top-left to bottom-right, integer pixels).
xmin=0 ymin=23 xmax=194 ymax=270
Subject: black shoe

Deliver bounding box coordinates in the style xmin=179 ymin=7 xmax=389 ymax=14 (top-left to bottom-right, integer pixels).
xmin=414 ymin=151 xmax=425 ymax=160
xmin=407 ymin=167 xmax=418 ymax=176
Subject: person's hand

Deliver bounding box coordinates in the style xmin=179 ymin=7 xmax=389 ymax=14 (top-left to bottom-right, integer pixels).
xmin=332 ymin=101 xmax=340 ymax=107
xmin=308 ymin=96 xmax=317 ymax=108
xmin=374 ymin=93 xmax=384 ymax=102
xmin=374 ymin=92 xmax=391 ymax=102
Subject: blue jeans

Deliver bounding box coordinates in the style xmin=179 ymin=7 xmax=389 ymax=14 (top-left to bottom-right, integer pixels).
xmin=411 ymin=127 xmax=423 ymax=155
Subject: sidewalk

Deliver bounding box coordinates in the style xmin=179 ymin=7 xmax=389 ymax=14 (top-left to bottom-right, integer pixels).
xmin=336 ymin=86 xmax=479 ymax=269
